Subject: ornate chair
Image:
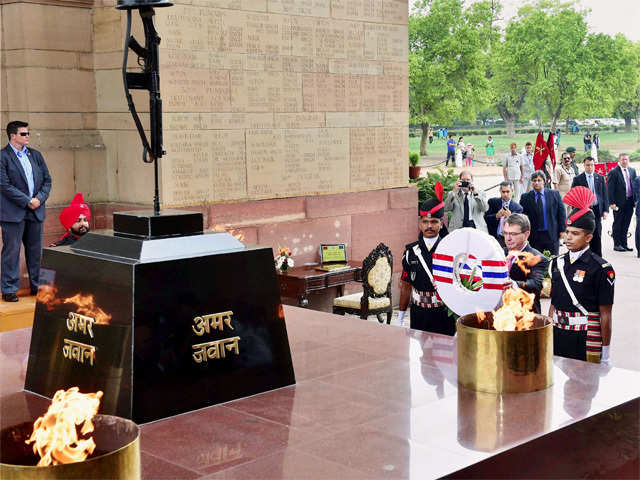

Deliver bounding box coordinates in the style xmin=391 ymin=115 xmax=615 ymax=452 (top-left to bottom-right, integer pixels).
xmin=332 ymin=243 xmax=393 ymax=324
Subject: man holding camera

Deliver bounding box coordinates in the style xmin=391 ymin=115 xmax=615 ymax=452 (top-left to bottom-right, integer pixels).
xmin=444 ymin=171 xmax=488 ymax=233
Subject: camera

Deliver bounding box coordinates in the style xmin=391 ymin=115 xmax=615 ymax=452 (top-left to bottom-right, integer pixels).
xmin=460 ymin=181 xmax=470 ymax=188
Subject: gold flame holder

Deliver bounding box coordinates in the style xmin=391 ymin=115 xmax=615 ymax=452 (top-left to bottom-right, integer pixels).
xmin=457 ymin=313 xmax=553 ymax=394
xmin=0 ymin=415 xmax=140 ymax=480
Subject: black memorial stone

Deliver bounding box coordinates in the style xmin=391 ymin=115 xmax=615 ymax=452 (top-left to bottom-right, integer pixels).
xmin=25 ymin=212 xmax=295 ymax=423
xmin=113 ymin=209 xmax=203 ymax=239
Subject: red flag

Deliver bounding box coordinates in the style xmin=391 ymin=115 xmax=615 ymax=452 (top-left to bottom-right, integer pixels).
xmin=547 ymin=132 xmax=556 ymax=169
xmin=533 ymin=132 xmax=549 ymax=171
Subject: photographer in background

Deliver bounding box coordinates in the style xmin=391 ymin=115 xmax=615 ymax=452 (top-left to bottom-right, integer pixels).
xmin=444 ymin=170 xmax=488 ymax=233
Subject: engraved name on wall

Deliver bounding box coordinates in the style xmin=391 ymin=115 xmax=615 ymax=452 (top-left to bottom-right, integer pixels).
xmin=149 ymin=2 xmax=408 ymax=206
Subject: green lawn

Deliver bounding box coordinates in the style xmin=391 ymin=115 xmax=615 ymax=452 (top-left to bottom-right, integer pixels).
xmin=410 ymin=131 xmax=640 ymax=161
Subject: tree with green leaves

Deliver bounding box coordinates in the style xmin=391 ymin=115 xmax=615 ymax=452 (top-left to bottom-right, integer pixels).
xmin=488 ymin=23 xmax=536 ymax=136
xmin=409 ymin=0 xmax=495 ymax=155
xmin=611 ymin=37 xmax=640 ymax=140
xmin=507 ymin=1 xmax=622 ymax=131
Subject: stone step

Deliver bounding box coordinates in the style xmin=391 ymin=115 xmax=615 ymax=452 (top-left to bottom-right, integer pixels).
xmin=0 ymin=295 xmax=36 ymax=332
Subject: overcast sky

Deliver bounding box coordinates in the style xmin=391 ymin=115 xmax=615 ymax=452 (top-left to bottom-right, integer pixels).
xmin=495 ymin=0 xmax=640 ymax=41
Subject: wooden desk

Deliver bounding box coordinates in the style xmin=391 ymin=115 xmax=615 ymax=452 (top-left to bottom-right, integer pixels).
xmin=276 ymin=262 xmax=362 ymax=307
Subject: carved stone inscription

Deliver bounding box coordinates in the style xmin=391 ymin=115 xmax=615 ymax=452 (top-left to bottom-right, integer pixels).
xmin=303 ymin=73 xmax=407 ymax=112
xmin=350 ymin=127 xmax=407 ymax=189
xmin=246 ymin=128 xmax=349 ymax=197
xmin=151 ymin=3 xmax=408 ymax=206
xmin=163 ymin=130 xmax=246 ymax=206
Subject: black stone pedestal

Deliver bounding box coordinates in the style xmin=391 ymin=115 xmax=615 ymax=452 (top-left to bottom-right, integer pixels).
xmin=25 ymin=211 xmax=295 ymax=423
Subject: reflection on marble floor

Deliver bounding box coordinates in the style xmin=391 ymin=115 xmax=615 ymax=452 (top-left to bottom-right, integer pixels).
xmin=2 ymin=306 xmax=639 ymax=479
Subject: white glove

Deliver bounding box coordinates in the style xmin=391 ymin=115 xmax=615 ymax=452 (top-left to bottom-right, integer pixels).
xmin=600 ymin=345 xmax=611 ymax=366
xmin=511 ymin=280 xmax=520 ymax=290
xmin=397 ymin=310 xmax=407 ymax=327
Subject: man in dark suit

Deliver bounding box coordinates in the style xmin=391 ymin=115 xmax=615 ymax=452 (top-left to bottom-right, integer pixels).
xmin=633 ymin=175 xmax=640 ymax=258
xmin=503 ymin=213 xmax=548 ymax=314
xmin=520 ymin=170 xmax=566 ymax=255
xmin=571 ymin=156 xmax=608 ymax=257
xmin=607 ymin=153 xmax=636 ymax=252
xmin=484 ymin=181 xmax=523 ymax=247
xmin=0 ymin=121 xmax=52 ymax=302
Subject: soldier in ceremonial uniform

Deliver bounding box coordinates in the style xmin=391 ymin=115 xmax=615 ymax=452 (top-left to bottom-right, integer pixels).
xmin=397 ymin=183 xmax=454 ymax=335
xmin=548 ymin=186 xmax=614 ymax=364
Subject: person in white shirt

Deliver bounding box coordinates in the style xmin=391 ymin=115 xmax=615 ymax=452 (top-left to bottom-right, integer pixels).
xmin=502 ymin=142 xmax=524 ymax=201
xmin=455 ymin=137 xmax=465 ymax=168
xmin=521 ymin=142 xmax=535 ymax=193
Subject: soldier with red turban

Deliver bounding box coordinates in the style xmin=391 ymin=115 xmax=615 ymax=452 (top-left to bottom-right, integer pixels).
xmin=548 ymin=186 xmax=614 ymax=365
xmin=397 ymin=182 xmax=454 ymax=334
xmin=50 ymin=193 xmax=91 ymax=247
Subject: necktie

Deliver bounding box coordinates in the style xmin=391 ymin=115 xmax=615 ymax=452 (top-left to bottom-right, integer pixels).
xmin=497 ymin=201 xmax=508 ymax=235
xmin=463 ymin=193 xmax=470 ymax=225
xmin=587 ymin=174 xmax=597 ymax=205
xmin=623 ymin=169 xmax=631 ymax=197
xmin=536 ymin=192 xmax=543 ymax=227
xmin=16 ymin=148 xmax=34 ymax=198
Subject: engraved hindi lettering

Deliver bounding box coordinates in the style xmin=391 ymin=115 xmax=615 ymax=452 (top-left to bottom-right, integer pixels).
xmin=66 ymin=312 xmax=95 ymax=338
xmin=62 ymin=338 xmax=96 ymax=366
xmin=192 ymin=336 xmax=241 ymax=363
xmin=192 ymin=311 xmax=234 ymax=336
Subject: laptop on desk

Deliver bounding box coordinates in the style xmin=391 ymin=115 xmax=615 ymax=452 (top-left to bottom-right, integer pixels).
xmin=315 ymin=244 xmax=349 ymax=271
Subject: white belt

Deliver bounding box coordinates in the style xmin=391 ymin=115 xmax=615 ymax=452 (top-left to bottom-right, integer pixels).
xmin=412 ymin=289 xmax=439 ymax=304
xmin=553 ymin=312 xmax=588 ymax=325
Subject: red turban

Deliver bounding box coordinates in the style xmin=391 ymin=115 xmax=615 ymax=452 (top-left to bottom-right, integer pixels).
xmin=59 ymin=193 xmax=91 ymax=230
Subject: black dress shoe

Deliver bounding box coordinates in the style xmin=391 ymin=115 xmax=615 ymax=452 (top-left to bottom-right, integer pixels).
xmin=613 ymin=245 xmax=626 ymax=252
xmin=624 ymin=246 xmax=633 ymax=251
xmin=2 ymin=293 xmax=19 ymax=302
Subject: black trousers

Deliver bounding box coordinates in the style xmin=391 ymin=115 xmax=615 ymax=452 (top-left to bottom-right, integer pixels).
xmin=553 ymin=327 xmax=587 ymax=361
xmin=612 ymin=197 xmax=634 ymax=248
xmin=590 ymin=205 xmax=602 ymax=257
xmin=446 ymin=150 xmax=455 ymax=166
xmin=410 ymin=304 xmax=456 ymax=336
xmin=530 ymin=230 xmax=558 ymax=256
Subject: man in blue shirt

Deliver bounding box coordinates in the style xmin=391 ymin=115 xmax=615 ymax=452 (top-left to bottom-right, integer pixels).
xmin=0 ymin=121 xmax=52 ymax=302
xmin=446 ymin=134 xmax=456 ymax=166
xmin=520 ymin=170 xmax=566 ymax=255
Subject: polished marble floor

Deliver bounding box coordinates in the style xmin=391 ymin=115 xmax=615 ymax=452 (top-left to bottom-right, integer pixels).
xmin=1 ymin=306 xmax=639 ymax=479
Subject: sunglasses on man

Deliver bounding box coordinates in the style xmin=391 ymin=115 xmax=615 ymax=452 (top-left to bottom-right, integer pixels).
xmin=19 ymin=132 xmax=30 ymax=136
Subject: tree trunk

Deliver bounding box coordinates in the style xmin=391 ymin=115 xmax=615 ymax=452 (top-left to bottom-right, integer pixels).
xmin=550 ymin=117 xmax=557 ymax=133
xmin=624 ymin=115 xmax=632 ymax=133
xmin=505 ymin=118 xmax=516 ymax=137
xmin=636 ymin=111 xmax=640 ymax=143
xmin=565 ymin=118 xmax=570 ymax=135
xmin=420 ymin=122 xmax=429 ymax=156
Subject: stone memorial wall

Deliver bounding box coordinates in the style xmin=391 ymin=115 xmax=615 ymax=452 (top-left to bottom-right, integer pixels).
xmin=1 ymin=0 xmax=415 ymax=306
xmin=150 ymin=0 xmax=409 ymax=207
